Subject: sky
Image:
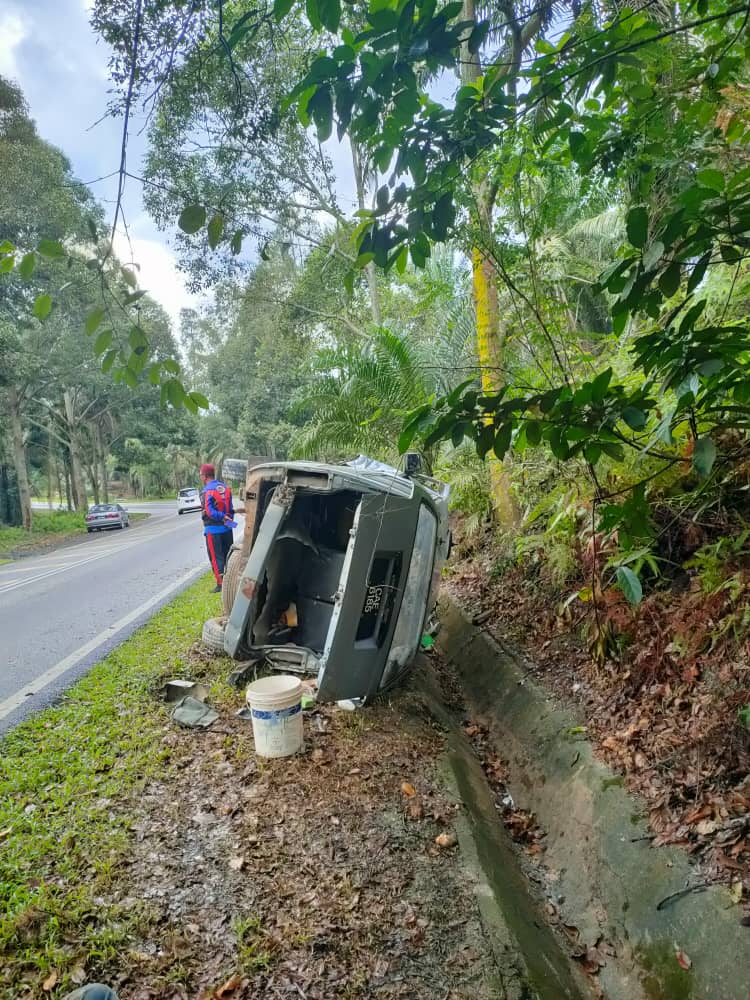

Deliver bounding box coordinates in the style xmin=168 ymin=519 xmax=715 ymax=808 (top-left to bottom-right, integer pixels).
xmin=0 ymin=0 xmax=203 ymax=330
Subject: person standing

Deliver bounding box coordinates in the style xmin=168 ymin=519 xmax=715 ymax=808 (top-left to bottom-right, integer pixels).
xmin=199 ymin=463 xmax=235 ymax=593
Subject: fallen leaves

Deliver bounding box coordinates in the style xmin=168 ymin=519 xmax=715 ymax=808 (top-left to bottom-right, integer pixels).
xmin=675 ymin=948 xmax=692 ymax=971
xmin=214 ymin=974 xmax=244 ymax=997
xmin=42 ymin=970 xmax=57 ymax=991
xmin=448 ymin=539 xmax=750 ymax=897
xmin=435 ymin=832 xmax=458 ymax=849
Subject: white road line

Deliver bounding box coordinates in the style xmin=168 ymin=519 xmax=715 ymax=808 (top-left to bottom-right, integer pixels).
xmin=0 ymin=565 xmax=205 ymax=720
xmin=0 ymin=521 xmax=194 ymax=596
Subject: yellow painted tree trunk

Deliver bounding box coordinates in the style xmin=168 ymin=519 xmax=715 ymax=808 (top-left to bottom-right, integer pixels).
xmin=471 ymin=241 xmax=518 ymax=528
xmin=462 ymin=0 xmax=519 ymax=527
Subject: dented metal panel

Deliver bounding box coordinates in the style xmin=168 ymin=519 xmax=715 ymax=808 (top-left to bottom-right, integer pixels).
xmin=222 ymin=458 xmax=450 ymax=703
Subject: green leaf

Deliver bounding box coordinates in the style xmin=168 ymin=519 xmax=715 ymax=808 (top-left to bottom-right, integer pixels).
xmin=720 ymin=244 xmax=741 ymax=264
xmin=626 ymin=206 xmax=648 ymax=249
xmin=616 ymin=566 xmax=642 ymax=606
xmin=18 ymin=252 xmax=35 ymax=280
xmin=696 ymin=168 xmax=724 ymax=192
xmin=0 ymin=240 xmax=14 ymax=253
xmin=687 ymin=252 xmax=711 ymax=294
xmin=121 ymin=267 xmax=137 ymax=289
xmin=273 ymin=0 xmax=294 ymax=19
xmin=163 ymin=358 xmax=180 ymax=375
xmin=305 ymin=0 xmax=321 ymax=30
xmin=207 ymin=213 xmax=224 ymax=250
xmin=642 ymin=241 xmax=664 ymax=272
xmin=178 ymin=204 xmax=207 ymax=235
xmin=37 ymin=239 xmax=65 ymax=259
xmin=167 ymin=379 xmax=185 ymax=408
xmin=432 ymin=193 xmax=454 ymax=241
xmin=94 ymin=329 xmax=113 ymax=356
xmin=308 ymin=86 xmax=333 ymax=142
xmin=621 ymin=406 xmax=646 ymax=431
xmin=85 ymin=308 xmax=105 ymax=335
xmin=525 ymin=419 xmax=542 ymax=446
xmin=101 ymin=349 xmax=117 ymax=373
xmin=568 ymin=131 xmax=588 ymax=163
xmin=317 ymin=0 xmax=341 ymax=31
xmin=659 ymin=260 xmax=681 ymax=298
xmin=591 ymin=367 xmax=613 ymax=402
xmin=693 ymin=437 xmax=716 ymax=478
xmin=493 ymin=423 xmax=512 ymax=460
xmin=189 ymin=391 xmax=210 ymax=410
xmin=124 ymin=289 xmax=147 ymax=305
xmin=0 ymin=256 xmax=14 ymax=274
xmin=230 ymin=230 xmax=243 ymax=256
xmin=148 ymin=364 xmax=161 ymax=386
xmin=33 ymin=293 xmax=52 ymax=320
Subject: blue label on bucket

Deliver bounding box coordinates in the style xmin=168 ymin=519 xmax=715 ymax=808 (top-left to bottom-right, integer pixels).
xmin=251 ymin=703 xmax=301 ymax=721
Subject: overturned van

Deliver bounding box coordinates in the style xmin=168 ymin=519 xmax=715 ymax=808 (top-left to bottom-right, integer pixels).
xmin=220 ymin=457 xmax=450 ymax=704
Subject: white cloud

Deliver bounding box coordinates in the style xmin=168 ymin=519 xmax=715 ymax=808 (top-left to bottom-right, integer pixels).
xmin=112 ymin=227 xmax=203 ymax=333
xmin=0 ymin=13 xmax=26 ymax=79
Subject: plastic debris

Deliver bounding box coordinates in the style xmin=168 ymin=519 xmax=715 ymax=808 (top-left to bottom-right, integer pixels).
xmin=171 ymin=696 xmax=219 ymax=729
xmin=162 ymin=679 xmax=209 ymax=703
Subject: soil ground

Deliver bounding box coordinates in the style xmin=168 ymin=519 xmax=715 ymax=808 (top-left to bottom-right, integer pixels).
xmin=1 ymin=577 xmax=504 ymax=999
xmin=114 ymin=686 xmax=502 ymax=999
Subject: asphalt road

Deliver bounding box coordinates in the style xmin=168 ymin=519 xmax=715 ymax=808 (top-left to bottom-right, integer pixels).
xmin=0 ymin=502 xmax=231 ymax=735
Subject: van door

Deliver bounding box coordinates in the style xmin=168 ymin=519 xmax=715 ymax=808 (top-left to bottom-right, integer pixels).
xmin=224 ymin=487 xmax=292 ymax=658
xmin=316 ymin=490 xmax=420 ymax=703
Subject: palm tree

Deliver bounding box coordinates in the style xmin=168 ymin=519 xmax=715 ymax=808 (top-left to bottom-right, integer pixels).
xmin=293 ymin=279 xmax=477 ymax=471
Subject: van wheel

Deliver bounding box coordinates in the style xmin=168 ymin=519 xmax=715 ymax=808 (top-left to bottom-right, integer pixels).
xmin=201 ymin=616 xmax=228 ymax=655
xmin=221 ymin=545 xmax=244 ymax=616
xmin=178 ymin=509 xmax=183 ymax=515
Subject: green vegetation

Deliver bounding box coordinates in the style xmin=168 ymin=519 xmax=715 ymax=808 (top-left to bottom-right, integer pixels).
xmin=0 ymin=510 xmax=149 ymax=560
xmin=0 ymin=511 xmax=86 ymax=559
xmin=0 ymin=573 xmax=217 ymax=993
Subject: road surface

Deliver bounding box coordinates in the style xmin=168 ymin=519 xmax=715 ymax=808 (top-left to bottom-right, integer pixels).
xmin=0 ymin=502 xmax=233 ymax=735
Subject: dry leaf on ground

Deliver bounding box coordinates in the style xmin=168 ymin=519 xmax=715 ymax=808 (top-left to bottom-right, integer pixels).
xmin=435 ymin=832 xmax=458 ymax=849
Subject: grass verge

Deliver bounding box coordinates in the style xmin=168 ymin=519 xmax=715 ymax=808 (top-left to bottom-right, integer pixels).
xmin=0 ymin=573 xmax=217 ymax=996
xmin=0 ymin=512 xmax=149 ymax=560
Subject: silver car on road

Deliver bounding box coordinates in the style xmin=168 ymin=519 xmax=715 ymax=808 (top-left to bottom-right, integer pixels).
xmin=85 ymin=503 xmax=130 ymax=532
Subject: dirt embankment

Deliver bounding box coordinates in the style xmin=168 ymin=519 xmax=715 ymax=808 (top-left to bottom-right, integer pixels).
xmin=446 ymin=539 xmax=750 ymax=912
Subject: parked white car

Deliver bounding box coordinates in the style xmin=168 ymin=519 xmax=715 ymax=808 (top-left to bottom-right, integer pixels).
xmin=177 ymin=487 xmax=201 ymax=515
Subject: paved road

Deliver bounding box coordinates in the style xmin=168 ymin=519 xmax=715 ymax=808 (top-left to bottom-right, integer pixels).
xmin=0 ymin=502 xmax=233 ymax=734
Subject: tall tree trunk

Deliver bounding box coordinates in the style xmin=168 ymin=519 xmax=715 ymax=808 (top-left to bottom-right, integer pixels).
xmin=63 ymin=456 xmax=72 ymax=511
xmin=8 ymin=387 xmax=32 ymax=530
xmin=62 ymin=390 xmax=87 ymax=511
xmin=350 ymin=138 xmax=383 ymax=326
xmin=461 ymin=0 xmax=519 ymax=527
xmin=97 ymin=424 xmax=109 ymax=503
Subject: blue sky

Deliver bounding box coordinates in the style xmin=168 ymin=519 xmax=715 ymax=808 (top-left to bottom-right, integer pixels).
xmin=0 ymin=0 xmax=202 ymax=328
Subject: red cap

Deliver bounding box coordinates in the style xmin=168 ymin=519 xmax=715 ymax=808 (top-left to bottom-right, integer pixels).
xmin=200 ymin=463 xmax=215 ymax=478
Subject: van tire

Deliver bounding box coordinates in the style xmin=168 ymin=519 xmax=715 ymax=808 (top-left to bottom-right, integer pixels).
xmin=201 ymin=616 xmax=228 ymax=655
xmin=221 ymin=545 xmax=244 ymax=616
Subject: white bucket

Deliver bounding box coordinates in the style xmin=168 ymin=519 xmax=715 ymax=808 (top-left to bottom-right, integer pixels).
xmin=245 ymin=675 xmax=304 ymax=758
